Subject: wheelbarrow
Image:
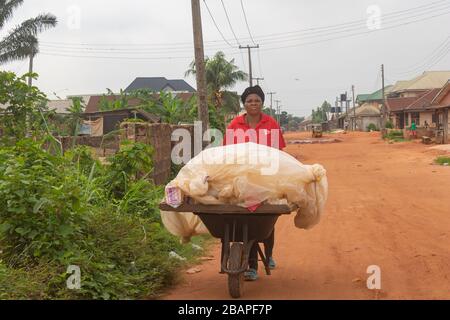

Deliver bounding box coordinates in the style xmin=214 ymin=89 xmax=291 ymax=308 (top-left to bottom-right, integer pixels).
xmin=159 ymin=199 xmax=293 ymax=298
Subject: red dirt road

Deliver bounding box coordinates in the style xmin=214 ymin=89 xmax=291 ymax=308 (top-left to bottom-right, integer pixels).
xmin=162 ymin=132 xmax=450 ymax=300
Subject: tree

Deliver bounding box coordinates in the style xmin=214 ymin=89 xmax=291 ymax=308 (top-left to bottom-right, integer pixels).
xmin=185 ymin=51 xmax=247 ymax=110
xmin=99 ymin=89 xmax=131 ymax=111
xmin=321 ymin=100 xmax=331 ymax=121
xmin=0 ymin=71 xmax=48 ymax=140
xmin=0 ymin=0 xmax=57 ymax=64
xmin=67 ymin=97 xmax=86 ymax=136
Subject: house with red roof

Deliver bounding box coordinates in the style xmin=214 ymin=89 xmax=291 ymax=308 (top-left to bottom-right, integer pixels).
xmin=431 ymin=80 xmax=450 ymax=144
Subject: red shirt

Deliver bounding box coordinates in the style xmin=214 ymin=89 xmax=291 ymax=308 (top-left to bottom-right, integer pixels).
xmin=223 ymin=113 xmax=286 ymax=150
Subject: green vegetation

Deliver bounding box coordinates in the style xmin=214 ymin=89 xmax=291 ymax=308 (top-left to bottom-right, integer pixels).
xmin=383 ymin=130 xmax=406 ymax=142
xmin=385 ymin=120 xmax=394 ymax=129
xmin=186 ymin=51 xmax=247 ymax=113
xmin=0 ymin=1 xmax=57 ymax=65
xmin=0 ymin=71 xmax=210 ymax=299
xmin=367 ymin=123 xmax=379 ymax=132
xmin=311 ymin=101 xmax=331 ymax=124
xmin=435 ymin=156 xmax=450 ymax=166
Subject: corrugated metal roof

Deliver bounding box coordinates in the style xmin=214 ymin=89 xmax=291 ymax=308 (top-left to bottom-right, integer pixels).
xmin=355 ymin=103 xmax=381 ymax=116
xmin=386 ymin=96 xmax=422 ymax=112
xmin=125 ymin=77 xmax=196 ymax=93
xmin=432 ymin=80 xmax=450 ymax=108
xmin=47 ymin=100 xmax=73 ymax=114
xmin=405 ymin=88 xmax=441 ymax=111
xmin=391 ymin=71 xmax=450 ymax=93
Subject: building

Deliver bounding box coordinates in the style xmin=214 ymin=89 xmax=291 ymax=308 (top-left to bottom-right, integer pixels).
xmin=387 ymin=71 xmax=450 ymax=130
xmin=124 ymin=77 xmax=196 ymax=93
xmin=431 ymin=80 xmax=450 ymax=144
xmin=350 ymin=86 xmax=393 ymax=131
xmin=81 ymin=108 xmax=160 ymax=136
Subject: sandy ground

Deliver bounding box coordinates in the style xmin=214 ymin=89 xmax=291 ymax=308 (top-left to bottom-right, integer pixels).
xmin=162 ymin=132 xmax=450 ymax=300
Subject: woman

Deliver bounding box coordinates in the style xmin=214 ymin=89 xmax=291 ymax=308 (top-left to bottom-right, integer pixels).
xmin=223 ymin=85 xmax=286 ymax=281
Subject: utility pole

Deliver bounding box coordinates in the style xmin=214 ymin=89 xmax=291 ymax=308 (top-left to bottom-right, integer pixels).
xmin=28 ymin=47 xmax=35 ymax=86
xmin=275 ymin=100 xmax=281 ymax=124
xmin=191 ymin=0 xmax=209 ymax=132
xmin=239 ymin=44 xmax=259 ymax=87
xmin=267 ymin=92 xmax=276 ymax=117
xmin=345 ymin=91 xmax=349 ymax=116
xmin=252 ymin=77 xmax=264 ymax=86
xmin=352 ymin=85 xmax=356 ymax=131
xmin=381 ymin=64 xmax=386 ymax=131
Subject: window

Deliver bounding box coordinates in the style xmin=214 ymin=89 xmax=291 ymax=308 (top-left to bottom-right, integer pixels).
xmin=411 ymin=112 xmax=420 ymax=126
xmin=432 ymin=113 xmax=437 ymax=124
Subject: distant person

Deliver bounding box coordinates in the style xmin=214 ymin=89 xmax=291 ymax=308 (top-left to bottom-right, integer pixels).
xmin=410 ymin=121 xmax=417 ymax=139
xmin=424 ymin=120 xmax=429 ymax=129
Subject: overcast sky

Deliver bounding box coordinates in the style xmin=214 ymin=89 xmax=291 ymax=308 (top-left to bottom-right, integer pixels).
xmin=2 ymin=0 xmax=450 ymax=117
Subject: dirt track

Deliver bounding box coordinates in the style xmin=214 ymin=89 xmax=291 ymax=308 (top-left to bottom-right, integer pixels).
xmin=163 ymin=132 xmax=450 ymax=300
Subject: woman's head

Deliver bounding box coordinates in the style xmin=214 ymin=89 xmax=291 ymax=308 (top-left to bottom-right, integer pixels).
xmin=241 ymin=85 xmax=265 ymax=116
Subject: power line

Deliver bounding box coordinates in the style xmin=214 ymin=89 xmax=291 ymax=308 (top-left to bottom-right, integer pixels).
xmin=391 ymin=36 xmax=450 ymax=76
xmin=240 ymin=0 xmax=256 ymax=45
xmin=210 ymin=0 xmax=247 ymax=69
xmin=41 ymin=0 xmax=450 ymax=48
xmin=254 ymin=3 xmax=450 ymax=47
xmin=260 ymin=9 xmax=450 ymax=52
xmin=39 ymin=51 xmax=192 ymax=60
xmin=254 ymin=0 xmax=450 ymax=40
xmin=202 ymin=0 xmax=235 ymax=48
xmin=220 ymin=0 xmax=241 ymax=46
xmin=34 ymin=2 xmax=450 ymax=58
xmin=38 ymin=1 xmax=450 ymax=52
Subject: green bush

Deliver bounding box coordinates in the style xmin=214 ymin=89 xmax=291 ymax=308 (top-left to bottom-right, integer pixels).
xmin=0 ymin=139 xmax=91 ymax=265
xmin=366 ymin=123 xmax=378 ymax=131
xmin=0 ymin=138 xmax=209 ymax=299
xmin=385 ymin=120 xmax=394 ymax=129
xmin=435 ymin=156 xmax=450 ymax=166
xmin=383 ymin=130 xmax=405 ymax=142
xmin=104 ymin=140 xmax=154 ymax=197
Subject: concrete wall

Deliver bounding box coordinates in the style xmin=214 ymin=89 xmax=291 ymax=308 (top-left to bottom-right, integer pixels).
xmin=419 ymin=112 xmax=433 ymax=127
xmin=359 ymin=116 xmax=381 ymax=131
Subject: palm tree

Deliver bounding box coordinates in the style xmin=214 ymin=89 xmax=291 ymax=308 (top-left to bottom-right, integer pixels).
xmin=185 ymin=51 xmax=247 ymax=110
xmin=0 ymin=0 xmax=57 ymax=66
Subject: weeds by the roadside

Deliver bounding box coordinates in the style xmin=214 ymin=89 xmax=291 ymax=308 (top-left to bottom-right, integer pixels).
xmin=0 ymin=139 xmax=210 ymax=299
xmin=383 ymin=130 xmax=406 ymax=142
xmin=435 ymin=156 xmax=450 ymax=166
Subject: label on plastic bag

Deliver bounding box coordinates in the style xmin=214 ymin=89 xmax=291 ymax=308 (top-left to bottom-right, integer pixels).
xmin=165 ymin=185 xmax=183 ymax=208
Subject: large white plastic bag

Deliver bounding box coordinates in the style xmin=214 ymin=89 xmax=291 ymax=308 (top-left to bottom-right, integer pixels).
xmin=160 ymin=210 xmax=209 ymax=244
xmin=162 ymin=142 xmax=328 ymax=237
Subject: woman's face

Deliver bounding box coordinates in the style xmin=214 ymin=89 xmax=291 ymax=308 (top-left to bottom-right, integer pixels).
xmin=244 ymin=93 xmax=263 ymax=116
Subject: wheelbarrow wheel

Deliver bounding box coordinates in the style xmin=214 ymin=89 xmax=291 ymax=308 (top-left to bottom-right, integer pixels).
xmin=228 ymin=242 xmax=244 ymax=298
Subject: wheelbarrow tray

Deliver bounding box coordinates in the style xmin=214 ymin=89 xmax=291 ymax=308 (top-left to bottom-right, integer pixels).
xmin=159 ymin=201 xmax=293 ymax=241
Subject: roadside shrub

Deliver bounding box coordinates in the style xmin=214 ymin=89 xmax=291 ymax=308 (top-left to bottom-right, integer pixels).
xmin=435 ymin=156 xmax=450 ymax=166
xmin=64 ymin=145 xmax=103 ymax=177
xmin=366 ymin=123 xmax=378 ymax=131
xmin=385 ymin=120 xmax=394 ymax=129
xmin=383 ymin=130 xmax=405 ymax=142
xmin=104 ymin=140 xmax=154 ymax=197
xmin=116 ymin=179 xmax=164 ymax=221
xmin=0 ymin=139 xmax=91 ymax=265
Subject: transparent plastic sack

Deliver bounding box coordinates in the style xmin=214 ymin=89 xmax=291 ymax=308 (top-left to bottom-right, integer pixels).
xmin=161 ymin=142 xmax=328 ymax=239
